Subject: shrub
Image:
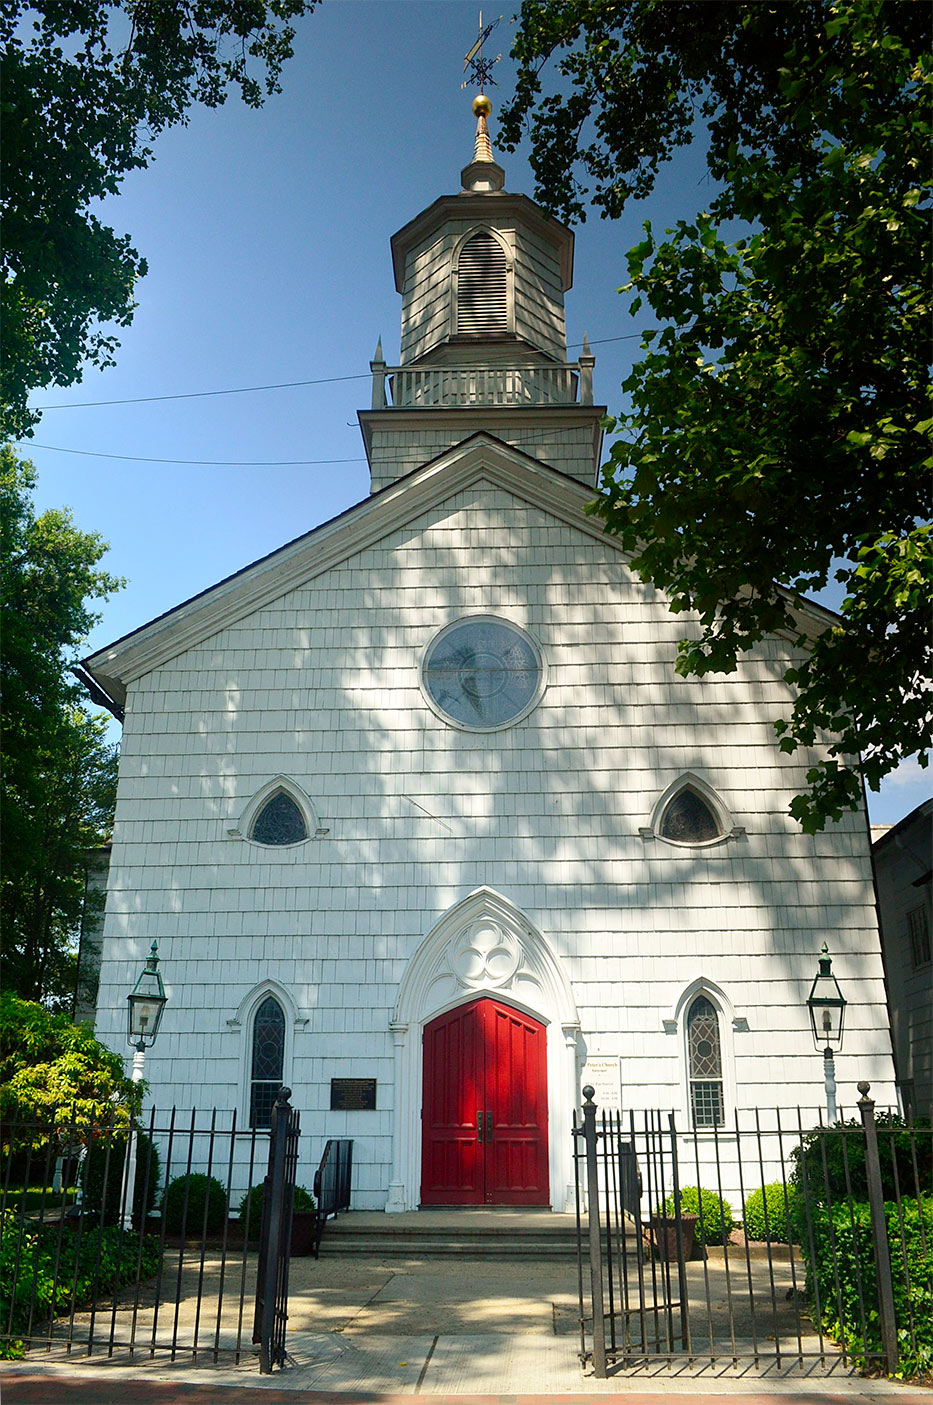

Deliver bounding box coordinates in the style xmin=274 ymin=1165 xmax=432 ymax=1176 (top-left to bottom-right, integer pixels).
xmin=0 ymin=994 xmax=139 ymax=1138
xmin=790 ymin=1114 xmax=931 ymax=1205
xmin=0 ymin=1211 xmax=161 ymax=1341
xmin=743 ymin=1182 xmax=799 ymax=1244
xmin=799 ymin=1193 xmax=932 ymax=1378
xmin=238 ymin=1182 xmax=315 ymax=1241
xmin=81 ymin=1132 xmax=160 ymax=1227
xmin=663 ymin=1185 xmax=735 ymax=1244
xmin=163 ymin=1174 xmax=227 ymax=1236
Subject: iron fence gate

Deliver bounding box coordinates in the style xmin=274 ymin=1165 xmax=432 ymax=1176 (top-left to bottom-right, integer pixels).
xmin=1 ymin=1090 xmax=304 ymax=1370
xmin=252 ymin=1086 xmax=300 ymax=1372
xmin=574 ymin=1083 xmax=932 ymax=1379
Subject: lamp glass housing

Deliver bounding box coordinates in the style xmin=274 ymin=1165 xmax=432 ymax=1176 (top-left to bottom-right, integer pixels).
xmin=127 ymin=941 xmax=167 ymax=1048
xmin=806 ymin=946 xmax=846 ymax=1049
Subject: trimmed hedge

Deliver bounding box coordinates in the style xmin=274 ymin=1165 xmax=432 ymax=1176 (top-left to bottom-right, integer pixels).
xmin=743 ymin=1182 xmax=799 ymax=1244
xmin=790 ymin=1115 xmax=931 ymax=1203
xmin=799 ymin=1192 xmax=932 ymax=1378
xmin=663 ymin=1185 xmax=735 ymax=1244
xmin=163 ymin=1174 xmax=227 ymax=1236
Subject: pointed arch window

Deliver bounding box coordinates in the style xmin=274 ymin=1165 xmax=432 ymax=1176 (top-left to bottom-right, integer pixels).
xmin=250 ymin=995 xmax=285 ymax=1128
xmin=457 ymin=232 xmax=508 ymax=335
xmin=249 ymin=792 xmax=308 ymax=846
xmin=661 ymin=788 xmax=721 ymax=844
xmin=687 ymin=995 xmax=724 ymax=1128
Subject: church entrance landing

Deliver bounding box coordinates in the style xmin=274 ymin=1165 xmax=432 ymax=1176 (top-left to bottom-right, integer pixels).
xmin=421 ymin=997 xmax=549 ymax=1205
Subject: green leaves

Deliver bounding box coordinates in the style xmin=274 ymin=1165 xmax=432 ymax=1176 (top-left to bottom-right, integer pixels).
xmin=0 ymin=992 xmax=139 ymax=1132
xmin=1 ymin=448 xmax=123 ymax=1007
xmin=0 ymin=2 xmax=318 ymax=438
xmin=505 ymin=0 xmax=932 ymax=828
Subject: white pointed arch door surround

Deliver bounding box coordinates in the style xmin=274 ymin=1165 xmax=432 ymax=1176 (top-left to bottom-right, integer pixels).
xmin=386 ymin=887 xmax=580 ymax=1213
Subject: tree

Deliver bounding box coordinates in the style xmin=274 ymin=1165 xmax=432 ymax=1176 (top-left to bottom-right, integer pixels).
xmin=1 ymin=447 xmax=122 ymax=1008
xmin=1 ymin=1 xmax=318 ymax=440
xmin=0 ymin=992 xmax=138 ymax=1134
xmin=500 ymin=0 xmax=932 ymax=829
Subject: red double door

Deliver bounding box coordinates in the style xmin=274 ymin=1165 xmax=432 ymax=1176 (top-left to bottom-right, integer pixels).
xmin=421 ymin=997 xmax=549 ymax=1206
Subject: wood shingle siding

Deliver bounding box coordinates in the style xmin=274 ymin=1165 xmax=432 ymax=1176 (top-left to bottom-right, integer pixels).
xmin=94 ymin=481 xmax=895 ymax=1208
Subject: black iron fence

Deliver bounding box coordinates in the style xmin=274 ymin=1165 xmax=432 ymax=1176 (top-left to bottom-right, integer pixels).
xmin=253 ymin=1087 xmax=300 ymax=1372
xmin=0 ymin=1090 xmax=338 ymax=1371
xmin=574 ymin=1083 xmax=932 ymax=1378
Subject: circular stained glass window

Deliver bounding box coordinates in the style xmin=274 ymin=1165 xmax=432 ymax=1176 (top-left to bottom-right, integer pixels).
xmin=422 ymin=616 xmax=544 ymax=730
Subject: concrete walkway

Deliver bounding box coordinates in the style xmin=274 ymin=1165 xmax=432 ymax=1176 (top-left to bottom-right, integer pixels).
xmin=3 ymin=1223 xmax=929 ymax=1401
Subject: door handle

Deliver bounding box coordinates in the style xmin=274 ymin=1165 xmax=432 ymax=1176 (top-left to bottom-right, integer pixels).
xmin=485 ymin=1111 xmax=493 ymax=1142
xmin=477 ymin=1112 xmax=484 ymax=1143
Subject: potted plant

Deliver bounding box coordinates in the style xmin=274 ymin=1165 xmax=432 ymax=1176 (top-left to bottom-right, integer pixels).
xmin=645 ymin=1212 xmax=698 ymax=1262
xmin=238 ymin=1182 xmax=317 ymax=1254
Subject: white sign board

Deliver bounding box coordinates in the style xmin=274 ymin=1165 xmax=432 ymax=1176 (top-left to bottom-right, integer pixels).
xmin=581 ymin=1056 xmax=622 ymax=1111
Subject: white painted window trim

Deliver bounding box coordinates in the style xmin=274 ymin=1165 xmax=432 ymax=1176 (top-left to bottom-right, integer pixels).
xmin=640 ymin=771 xmax=745 ymax=849
xmin=664 ymin=978 xmax=742 ymax=1130
xmin=227 ymin=775 xmax=327 ymax=848
xmin=226 ymin=979 xmax=307 ymax=1128
xmin=450 ymin=226 xmax=515 ymax=339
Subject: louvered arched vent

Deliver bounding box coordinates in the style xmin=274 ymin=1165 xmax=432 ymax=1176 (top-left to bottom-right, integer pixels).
xmin=457 ymin=232 xmax=508 ymax=335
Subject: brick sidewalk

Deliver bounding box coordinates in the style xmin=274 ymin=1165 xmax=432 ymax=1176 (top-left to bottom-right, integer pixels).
xmin=4 ymin=1384 xmax=932 ymax=1405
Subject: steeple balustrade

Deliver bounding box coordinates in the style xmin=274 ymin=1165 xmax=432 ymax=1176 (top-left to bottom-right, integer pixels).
xmin=371 ymin=361 xmax=593 ymax=410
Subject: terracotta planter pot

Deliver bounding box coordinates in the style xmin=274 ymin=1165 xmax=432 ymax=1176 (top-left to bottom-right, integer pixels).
xmin=645 ymin=1213 xmax=698 ymax=1261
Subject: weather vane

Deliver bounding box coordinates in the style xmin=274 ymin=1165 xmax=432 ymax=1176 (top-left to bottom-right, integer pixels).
xmin=462 ymin=11 xmax=502 ymax=91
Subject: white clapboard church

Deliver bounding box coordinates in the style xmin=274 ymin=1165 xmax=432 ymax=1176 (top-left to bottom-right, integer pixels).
xmin=83 ymin=100 xmax=896 ymax=1212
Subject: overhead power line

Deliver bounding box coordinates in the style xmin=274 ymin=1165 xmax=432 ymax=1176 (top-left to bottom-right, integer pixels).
xmin=34 ymin=371 xmax=371 ymax=410
xmin=33 ymin=333 xmax=646 ymax=411
xmin=29 ymin=443 xmax=367 ymax=468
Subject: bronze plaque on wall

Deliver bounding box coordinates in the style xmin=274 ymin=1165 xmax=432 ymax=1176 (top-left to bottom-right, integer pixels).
xmin=330 ymin=1078 xmax=377 ymax=1111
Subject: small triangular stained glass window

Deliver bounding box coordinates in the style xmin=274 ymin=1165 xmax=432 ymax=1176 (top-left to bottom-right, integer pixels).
xmin=660 ymin=788 xmax=720 ymax=844
xmin=250 ymin=792 xmax=308 ymax=846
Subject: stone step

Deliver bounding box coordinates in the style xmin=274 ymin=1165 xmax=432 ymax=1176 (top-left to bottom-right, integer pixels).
xmin=314 ymin=1209 xmax=628 ymax=1259
xmin=318 ymin=1232 xmax=582 ymax=1258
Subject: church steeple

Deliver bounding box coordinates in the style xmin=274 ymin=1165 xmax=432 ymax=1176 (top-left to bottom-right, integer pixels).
xmin=359 ymin=93 xmax=605 ymax=494
xmin=461 ymin=94 xmax=505 ymax=194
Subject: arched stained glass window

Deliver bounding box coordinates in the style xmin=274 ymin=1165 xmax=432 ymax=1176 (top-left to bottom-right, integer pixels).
xmin=250 ymin=995 xmax=285 ymax=1128
xmin=457 ymin=232 xmax=508 ymax=335
xmin=250 ymin=792 xmax=308 ymax=846
xmin=661 ymin=788 xmax=720 ymax=844
xmin=687 ymin=995 xmax=724 ymax=1128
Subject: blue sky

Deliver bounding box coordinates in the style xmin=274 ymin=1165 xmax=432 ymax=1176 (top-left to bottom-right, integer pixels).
xmin=21 ymin=0 xmax=928 ymax=826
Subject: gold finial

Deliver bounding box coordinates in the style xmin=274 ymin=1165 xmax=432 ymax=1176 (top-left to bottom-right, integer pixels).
xmin=461 ymin=22 xmax=505 ymax=193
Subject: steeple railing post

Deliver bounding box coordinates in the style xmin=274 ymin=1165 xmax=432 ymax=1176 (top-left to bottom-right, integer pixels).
xmin=578 ymin=335 xmax=595 ymax=405
xmin=370 ymin=337 xmax=387 ymax=409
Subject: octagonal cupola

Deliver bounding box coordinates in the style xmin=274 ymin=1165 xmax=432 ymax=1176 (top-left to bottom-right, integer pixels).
xmin=360 ymin=98 xmax=604 ymax=493
xmin=389 ymin=97 xmax=574 ymax=367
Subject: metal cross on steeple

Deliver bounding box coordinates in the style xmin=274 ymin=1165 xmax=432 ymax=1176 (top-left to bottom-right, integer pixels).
xmin=462 ymin=11 xmax=501 ymax=91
